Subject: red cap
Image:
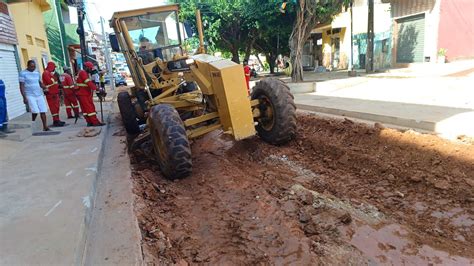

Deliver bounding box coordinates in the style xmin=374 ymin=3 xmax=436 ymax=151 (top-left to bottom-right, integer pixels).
xmin=46 ymin=61 xmax=56 ymax=72
xmin=84 ymin=62 xmax=94 ymax=69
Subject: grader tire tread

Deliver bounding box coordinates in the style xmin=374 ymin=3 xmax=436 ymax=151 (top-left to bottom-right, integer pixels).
xmin=117 ymin=91 xmax=140 ymax=134
xmin=252 ymin=78 xmax=297 ymax=145
xmin=150 ymin=104 xmax=192 ymax=179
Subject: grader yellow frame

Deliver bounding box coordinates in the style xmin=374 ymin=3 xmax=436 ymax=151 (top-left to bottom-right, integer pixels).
xmin=110 ymin=4 xmax=296 ymax=179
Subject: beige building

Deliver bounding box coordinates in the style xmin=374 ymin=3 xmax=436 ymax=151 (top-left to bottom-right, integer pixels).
xmin=308 ymin=0 xmax=392 ymax=71
xmin=8 ymin=0 xmax=52 ymax=72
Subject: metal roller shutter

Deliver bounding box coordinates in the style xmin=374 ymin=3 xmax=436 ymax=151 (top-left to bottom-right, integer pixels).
xmin=0 ymin=44 xmax=24 ymax=119
xmin=396 ymin=14 xmax=426 ymax=63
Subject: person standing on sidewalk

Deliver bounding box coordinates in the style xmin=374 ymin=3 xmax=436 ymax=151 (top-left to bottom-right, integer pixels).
xmin=99 ymin=72 xmax=106 ymax=91
xmin=19 ymin=60 xmax=50 ymax=132
xmin=75 ymin=62 xmax=105 ymax=127
xmin=0 ymin=79 xmax=15 ymax=137
xmin=60 ymin=66 xmax=80 ymax=119
xmin=92 ymin=70 xmax=100 ymax=90
xmin=42 ymin=61 xmax=66 ymax=127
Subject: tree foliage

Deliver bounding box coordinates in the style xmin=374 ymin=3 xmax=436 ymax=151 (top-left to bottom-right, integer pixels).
xmin=175 ymin=0 xmax=255 ymax=63
xmin=174 ymin=0 xmax=347 ymax=77
xmin=174 ymin=0 xmax=293 ymax=70
xmin=250 ymin=0 xmax=295 ymax=73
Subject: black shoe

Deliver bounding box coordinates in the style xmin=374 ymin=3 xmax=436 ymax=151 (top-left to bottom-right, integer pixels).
xmin=53 ymin=121 xmax=65 ymax=127
xmin=67 ymin=116 xmax=75 ymax=119
xmin=0 ymin=125 xmax=15 ymax=134
xmin=90 ymin=122 xmax=105 ymax=127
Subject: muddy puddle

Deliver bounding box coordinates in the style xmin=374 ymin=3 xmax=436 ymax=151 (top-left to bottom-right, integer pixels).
xmin=129 ymin=114 xmax=474 ymax=264
xmin=347 ymin=223 xmax=472 ymax=265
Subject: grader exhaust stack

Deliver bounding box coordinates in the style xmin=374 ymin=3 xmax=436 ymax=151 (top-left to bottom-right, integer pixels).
xmin=110 ymin=4 xmax=296 ymax=179
xmin=195 ymin=9 xmax=206 ymax=54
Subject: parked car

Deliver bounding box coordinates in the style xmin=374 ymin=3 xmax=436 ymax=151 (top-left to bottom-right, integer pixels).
xmin=115 ymin=75 xmax=128 ymax=87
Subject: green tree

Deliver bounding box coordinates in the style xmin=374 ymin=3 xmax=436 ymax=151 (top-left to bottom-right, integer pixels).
xmin=249 ymin=0 xmax=295 ymax=73
xmin=175 ymin=0 xmax=255 ymax=63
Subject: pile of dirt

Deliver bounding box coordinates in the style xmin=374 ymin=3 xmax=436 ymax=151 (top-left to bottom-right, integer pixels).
xmin=129 ymin=113 xmax=473 ymax=264
xmin=76 ymin=127 xmax=102 ymax=137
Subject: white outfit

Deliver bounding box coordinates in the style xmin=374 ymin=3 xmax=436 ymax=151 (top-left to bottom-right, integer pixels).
xmin=19 ymin=70 xmax=48 ymax=113
xmin=26 ymin=95 xmax=48 ymax=113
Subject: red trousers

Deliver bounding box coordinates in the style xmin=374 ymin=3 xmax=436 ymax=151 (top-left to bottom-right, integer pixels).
xmin=46 ymin=94 xmax=60 ymax=121
xmin=64 ymin=93 xmax=80 ymax=117
xmin=77 ymin=94 xmax=101 ymax=125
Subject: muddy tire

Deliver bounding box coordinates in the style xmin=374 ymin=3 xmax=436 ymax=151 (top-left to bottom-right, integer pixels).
xmin=251 ymin=78 xmax=296 ymax=145
xmin=117 ymin=91 xmax=140 ymax=134
xmin=149 ymin=104 xmax=192 ymax=179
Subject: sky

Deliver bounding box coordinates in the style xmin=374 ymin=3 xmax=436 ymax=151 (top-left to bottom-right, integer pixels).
xmin=84 ymin=0 xmax=168 ymax=33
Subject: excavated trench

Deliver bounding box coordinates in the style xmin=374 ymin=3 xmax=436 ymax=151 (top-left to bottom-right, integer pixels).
xmin=127 ymin=113 xmax=474 ymax=265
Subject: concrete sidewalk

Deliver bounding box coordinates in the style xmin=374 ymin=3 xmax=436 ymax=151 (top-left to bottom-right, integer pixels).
xmin=0 ymin=98 xmax=112 ymax=264
xmin=295 ymin=94 xmax=474 ymax=137
xmin=292 ymin=61 xmax=474 ymax=138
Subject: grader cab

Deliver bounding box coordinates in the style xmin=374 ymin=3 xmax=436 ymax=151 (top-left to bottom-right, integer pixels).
xmin=110 ymin=4 xmax=296 ymax=179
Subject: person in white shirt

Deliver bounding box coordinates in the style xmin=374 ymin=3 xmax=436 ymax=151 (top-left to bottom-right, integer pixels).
xmin=92 ymin=72 xmax=100 ymax=89
xmin=19 ymin=60 xmax=50 ymax=131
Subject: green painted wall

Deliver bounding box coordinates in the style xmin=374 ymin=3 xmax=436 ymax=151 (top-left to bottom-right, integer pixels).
xmin=43 ymin=0 xmax=75 ymax=69
xmin=353 ymin=30 xmax=392 ymax=70
xmin=64 ymin=23 xmax=79 ymax=45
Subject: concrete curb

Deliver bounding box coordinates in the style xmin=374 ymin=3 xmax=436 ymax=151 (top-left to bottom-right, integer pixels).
xmin=286 ymin=82 xmax=316 ymax=94
xmin=81 ymin=96 xmax=143 ymax=265
xmin=296 ymin=103 xmax=436 ymax=132
xmin=74 ymin=101 xmax=113 ymax=266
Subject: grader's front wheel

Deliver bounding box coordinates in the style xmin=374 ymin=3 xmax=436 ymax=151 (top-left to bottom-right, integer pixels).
xmin=149 ymin=104 xmax=192 ymax=179
xmin=117 ymin=91 xmax=140 ymax=134
xmin=252 ymin=78 xmax=297 ymax=145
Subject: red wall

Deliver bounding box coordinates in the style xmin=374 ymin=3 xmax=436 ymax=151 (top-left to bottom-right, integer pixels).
xmin=438 ymin=0 xmax=474 ymax=61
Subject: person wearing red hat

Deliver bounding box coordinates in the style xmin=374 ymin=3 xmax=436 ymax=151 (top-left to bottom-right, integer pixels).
xmin=60 ymin=66 xmax=80 ymax=119
xmin=42 ymin=61 xmax=65 ymax=126
xmin=75 ymin=62 xmax=105 ymax=126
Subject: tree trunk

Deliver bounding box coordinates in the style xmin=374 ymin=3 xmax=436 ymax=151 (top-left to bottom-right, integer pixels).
xmin=269 ymin=60 xmax=276 ymax=74
xmin=244 ymin=39 xmax=255 ymax=62
xmin=289 ymin=32 xmax=305 ymax=82
xmin=231 ymin=48 xmax=240 ymax=64
xmin=288 ymin=0 xmax=345 ymax=82
xmin=366 ymin=0 xmax=374 ymax=73
xmin=255 ymin=53 xmax=264 ymax=68
xmin=289 ymin=0 xmax=315 ymax=82
xmin=266 ymin=53 xmax=276 ymax=74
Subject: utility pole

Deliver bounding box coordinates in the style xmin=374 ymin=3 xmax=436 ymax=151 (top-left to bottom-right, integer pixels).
xmin=366 ymin=0 xmax=374 ymax=73
xmin=277 ymin=32 xmax=280 ymax=73
xmin=100 ymin=17 xmax=115 ymax=91
xmin=76 ymin=0 xmax=88 ymax=68
xmin=348 ymin=0 xmax=356 ymax=76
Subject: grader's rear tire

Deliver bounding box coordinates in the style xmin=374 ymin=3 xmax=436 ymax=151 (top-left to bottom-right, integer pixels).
xmin=251 ymin=78 xmax=296 ymax=145
xmin=117 ymin=91 xmax=140 ymax=134
xmin=149 ymin=104 xmax=192 ymax=179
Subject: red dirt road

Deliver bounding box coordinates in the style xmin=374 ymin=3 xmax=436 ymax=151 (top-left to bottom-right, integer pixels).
xmin=128 ymin=113 xmax=473 ymax=265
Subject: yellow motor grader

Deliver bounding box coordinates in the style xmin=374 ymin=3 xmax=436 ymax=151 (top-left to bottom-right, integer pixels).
xmin=110 ymin=4 xmax=296 ymax=179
